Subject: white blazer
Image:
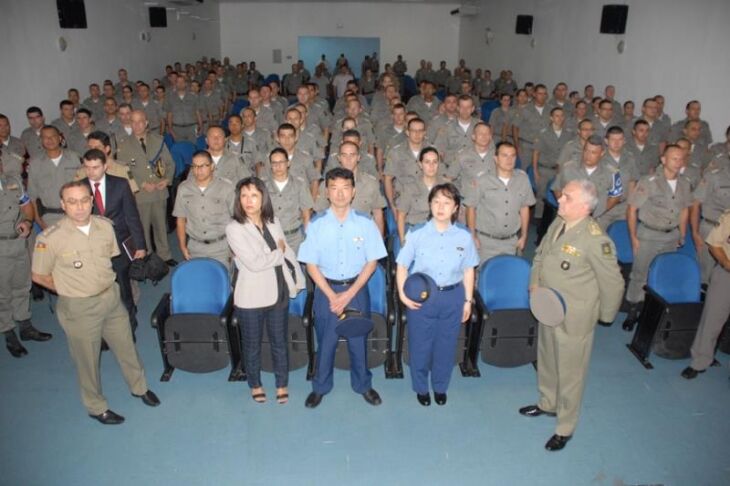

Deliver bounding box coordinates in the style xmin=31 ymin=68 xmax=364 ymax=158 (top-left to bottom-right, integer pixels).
xmin=225 ymin=217 xmax=305 ymax=309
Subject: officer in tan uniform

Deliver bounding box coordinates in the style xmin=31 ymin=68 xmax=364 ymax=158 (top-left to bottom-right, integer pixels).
xmin=622 ymin=145 xmax=692 ymax=330
xmin=446 ymin=122 xmax=496 ymax=192
xmin=31 ymin=181 xmax=159 ymax=425
xmin=165 ymin=77 xmax=202 ymax=143
xmin=264 ymin=148 xmax=313 ymax=253
xmin=116 ymin=111 xmax=176 ymax=265
xmin=173 ymin=150 xmax=234 ymax=266
xmin=1 ymin=171 xmax=52 ymax=357
xmin=464 ymin=142 xmax=535 ymax=264
xmin=21 ymin=106 xmax=46 ymax=159
xmin=313 ymin=141 xmax=385 ymax=235
xmin=0 ymin=115 xmax=25 ymax=178
xmin=683 ymin=209 xmax=730 ymax=379
xmin=28 ymin=126 xmax=81 ymax=229
xmin=520 ymin=179 xmax=624 ymax=451
xmin=204 ymin=126 xmax=251 ymax=184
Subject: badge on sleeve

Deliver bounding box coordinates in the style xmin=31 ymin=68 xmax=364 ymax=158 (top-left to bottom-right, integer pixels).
xmin=602 ymin=242 xmax=613 ymax=256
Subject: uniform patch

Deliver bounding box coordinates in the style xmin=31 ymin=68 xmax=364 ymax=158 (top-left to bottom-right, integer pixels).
xmin=561 ymin=260 xmax=570 ymax=270
xmin=561 ymin=244 xmax=580 ymax=256
xmin=35 ymin=242 xmax=47 ymax=251
xmin=588 ymin=221 xmax=603 ymax=236
xmin=602 ymin=242 xmax=613 ymax=255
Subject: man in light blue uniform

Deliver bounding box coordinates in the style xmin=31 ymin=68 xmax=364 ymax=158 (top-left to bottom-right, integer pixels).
xmin=396 ymin=183 xmax=478 ymax=406
xmin=298 ymin=167 xmax=387 ymax=408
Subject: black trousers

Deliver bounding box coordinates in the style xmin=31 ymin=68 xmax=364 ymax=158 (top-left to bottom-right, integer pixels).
xmin=112 ymin=254 xmax=137 ymax=333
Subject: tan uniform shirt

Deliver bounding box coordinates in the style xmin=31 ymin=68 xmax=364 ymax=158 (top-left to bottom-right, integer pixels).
xmin=173 ymin=176 xmax=234 ymax=241
xmin=116 ymin=133 xmax=174 ymax=203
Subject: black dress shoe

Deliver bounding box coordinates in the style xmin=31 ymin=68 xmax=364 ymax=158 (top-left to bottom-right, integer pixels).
xmin=417 ymin=393 xmax=431 ymax=406
xmin=89 ymin=409 xmax=125 ymax=425
xmin=362 ymin=389 xmax=382 ymax=406
xmin=434 ymin=392 xmax=447 ymax=406
xmin=165 ymin=259 xmax=178 ymax=267
xmin=100 ymin=339 xmax=109 ymax=352
xmin=305 ymin=392 xmax=323 ymax=408
xmin=5 ymin=331 xmax=28 ymax=358
xmin=19 ymin=326 xmax=53 ymax=342
xmin=519 ymin=405 xmax=556 ymax=417
xmin=681 ymin=367 xmax=705 ymax=380
xmin=545 ymin=434 xmax=572 ymax=451
xmin=133 ymin=390 xmax=161 ymax=407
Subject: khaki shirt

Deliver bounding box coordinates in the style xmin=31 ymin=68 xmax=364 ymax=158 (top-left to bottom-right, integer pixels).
xmin=164 ymin=92 xmax=200 ymax=126
xmin=464 ymin=169 xmax=535 ymax=236
xmin=27 ymin=150 xmax=81 ymax=210
xmin=225 ymin=137 xmax=258 ymax=174
xmin=625 ymin=139 xmax=661 ymax=176
xmin=706 ymin=209 xmax=730 ymax=254
xmin=535 ymin=127 xmax=573 ymax=169
xmin=82 ymin=97 xmax=105 ymax=123
xmin=434 ymin=118 xmax=480 ymax=165
xmin=32 ymin=216 xmax=119 ymax=298
xmin=375 ymin=124 xmax=406 ymax=155
xmin=116 ymin=133 xmax=174 ymax=203
xmin=0 ymin=149 xmax=25 ymax=179
xmin=530 ymin=217 xmax=624 ymax=336
xmin=20 ymin=127 xmax=43 ymax=159
xmin=693 ymin=165 xmax=730 ymax=223
xmin=514 ymin=103 xmax=551 ymax=144
xmin=132 ymin=100 xmax=165 ymax=131
xmin=397 ymin=176 xmax=447 ymax=225
xmin=406 ymin=96 xmax=441 ymax=122
xmin=211 ymin=151 xmax=251 ymax=185
xmin=0 ymin=175 xmax=29 ymax=240
xmin=173 ymin=176 xmax=234 ymax=241
xmin=488 ymin=108 xmax=511 ymax=142
xmin=629 ymin=170 xmax=692 ymax=230
xmin=555 ymin=160 xmax=621 ymax=219
xmin=447 ymin=144 xmax=496 ymax=191
xmin=265 ymin=176 xmax=313 ymax=232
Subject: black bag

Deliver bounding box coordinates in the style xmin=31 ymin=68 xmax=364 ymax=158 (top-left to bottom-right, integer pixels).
xmin=129 ymin=253 xmax=169 ymax=284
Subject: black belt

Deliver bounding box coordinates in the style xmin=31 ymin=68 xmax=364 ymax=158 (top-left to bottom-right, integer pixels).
xmin=640 ymin=222 xmax=677 ymax=233
xmin=283 ymin=225 xmax=302 ymax=236
xmin=326 ymin=277 xmax=357 ymax=286
xmin=477 ymin=229 xmax=520 ymax=240
xmin=190 ymin=234 xmax=226 ymax=244
xmin=0 ymin=234 xmax=19 ymax=240
xmin=702 ymin=217 xmax=720 ymax=226
xmin=173 ymin=123 xmax=196 ymax=128
xmin=436 ymin=283 xmax=459 ymax=291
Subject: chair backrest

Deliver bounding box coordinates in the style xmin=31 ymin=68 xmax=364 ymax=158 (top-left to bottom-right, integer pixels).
xmin=478 ymin=255 xmax=531 ymax=311
xmin=367 ymin=264 xmax=387 ymax=316
xmin=264 ymin=73 xmax=280 ymax=85
xmin=545 ymin=177 xmax=559 ymax=208
xmin=647 ymin=252 xmax=701 ymax=303
xmin=163 ymin=132 xmax=175 ymax=150
xmin=403 ymin=75 xmax=417 ymax=97
xmin=231 ymin=99 xmax=249 ymax=116
xmin=195 ymin=135 xmax=207 ymax=151
xmin=435 ymin=88 xmax=446 ymax=101
xmin=607 ymin=220 xmax=633 ymax=264
xmin=480 ymin=100 xmax=499 ymax=122
xmin=171 ymin=258 xmax=230 ymax=314
xmin=170 ymin=141 xmax=197 ymax=177
xmin=525 ymin=164 xmax=537 ymax=192
xmin=677 ymin=233 xmax=696 ymax=258
xmin=385 ymin=206 xmax=397 ymax=237
xmin=288 ymin=289 xmax=308 ymax=317
xmin=391 ymin=234 xmax=402 ymax=260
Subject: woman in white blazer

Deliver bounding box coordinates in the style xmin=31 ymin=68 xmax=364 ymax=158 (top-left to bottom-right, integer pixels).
xmin=226 ymin=177 xmax=305 ymax=404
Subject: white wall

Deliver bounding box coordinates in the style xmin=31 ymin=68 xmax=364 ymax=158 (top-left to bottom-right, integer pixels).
xmin=459 ymin=0 xmax=730 ymax=139
xmin=0 ymin=0 xmax=221 ymax=131
xmin=219 ymin=1 xmax=461 ymax=77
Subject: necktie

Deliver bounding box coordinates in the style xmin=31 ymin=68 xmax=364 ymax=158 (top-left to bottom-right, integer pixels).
xmin=140 ymin=138 xmax=147 ymax=154
xmin=94 ymin=182 xmax=105 ymax=215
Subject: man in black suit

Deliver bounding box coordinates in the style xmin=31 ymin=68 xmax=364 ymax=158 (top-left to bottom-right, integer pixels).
xmin=80 ymin=149 xmax=146 ymax=334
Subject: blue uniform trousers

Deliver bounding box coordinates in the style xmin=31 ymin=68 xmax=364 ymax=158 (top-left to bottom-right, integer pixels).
xmin=406 ymin=283 xmax=464 ymax=394
xmin=312 ymin=282 xmax=372 ymax=395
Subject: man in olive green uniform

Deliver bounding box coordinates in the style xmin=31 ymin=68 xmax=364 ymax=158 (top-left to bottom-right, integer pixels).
xmin=598 ymin=126 xmax=640 ymax=229
xmin=446 ymin=122 xmax=496 ymax=192
xmin=533 ymin=107 xmax=573 ymax=217
xmin=165 ymin=77 xmax=202 ymax=143
xmin=434 ymin=95 xmax=480 ymax=165
xmin=384 ymin=118 xmax=428 ymax=209
xmin=31 ymin=181 xmax=159 ymax=425
xmin=625 ymin=120 xmax=661 ymax=176
xmin=21 ymin=107 xmax=46 ymax=159
xmin=315 ymin=141 xmax=386 ymax=235
xmin=174 ymin=151 xmax=234 ymax=266
xmin=683 ymin=209 xmax=730 ymax=378
xmin=264 ymin=148 xmax=313 ymax=252
xmin=116 ymin=111 xmax=175 ymax=265
xmin=0 ymin=121 xmax=25 ymax=177
xmin=623 ymin=145 xmax=692 ymax=330
xmin=520 ymin=179 xmax=624 ymax=451
xmin=204 ymin=126 xmax=251 ymax=184
xmin=465 ymin=142 xmax=534 ymax=264
xmin=28 ymin=126 xmax=81 ymax=229
xmin=1 ymin=172 xmax=52 ymax=357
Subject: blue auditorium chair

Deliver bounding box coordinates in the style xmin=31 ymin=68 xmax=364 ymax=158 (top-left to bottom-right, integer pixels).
xmin=230 ymin=99 xmax=249 ymax=116
xmin=403 ymin=75 xmax=417 ymax=99
xmin=480 ymin=100 xmax=499 ymax=122
xmin=607 ymin=220 xmax=633 ymax=265
xmin=163 ymin=132 xmax=175 ymax=150
xmin=150 ymin=258 xmax=240 ymax=381
xmin=469 ymin=255 xmax=537 ymax=373
xmin=195 ymin=134 xmax=207 ymax=151
xmin=435 ymin=88 xmax=446 ymax=101
xmin=169 ymin=141 xmax=197 ymax=178
xmin=264 ymin=73 xmax=280 ymax=85
xmin=627 ymin=252 xmax=703 ymax=369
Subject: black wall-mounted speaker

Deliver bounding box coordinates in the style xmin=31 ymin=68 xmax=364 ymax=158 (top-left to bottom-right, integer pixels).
xmin=516 ymin=15 xmax=533 ymax=35
xmin=149 ymin=7 xmax=167 ymax=28
xmin=57 ymin=0 xmax=87 ymax=29
xmin=600 ymin=5 xmax=629 ymax=34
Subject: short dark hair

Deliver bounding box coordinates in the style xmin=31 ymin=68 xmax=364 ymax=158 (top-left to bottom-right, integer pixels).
xmin=59 ymin=100 xmax=74 ymax=109
xmin=26 ymin=106 xmax=43 ymax=116
xmin=427 ymin=183 xmax=461 ymax=223
xmin=496 ymin=141 xmax=516 ymax=155
xmin=269 ymin=147 xmax=288 ymax=162
xmin=233 ymin=177 xmax=274 ymax=225
xmin=633 ymin=119 xmax=649 ymax=130
xmin=228 ymin=114 xmax=242 ymax=124
xmin=407 ymin=117 xmax=425 ymax=130
xmin=277 ymin=123 xmax=296 ymax=135
xmin=83 ymin=148 xmax=107 ymax=164
xmin=76 ymin=108 xmax=92 ymax=117
xmin=606 ymin=126 xmax=624 ymax=137
xmin=586 ymin=135 xmax=605 ymax=147
xmin=341 ymin=129 xmax=361 ymax=141
xmin=418 ymin=146 xmax=440 ymax=162
xmin=88 ymin=130 xmax=111 ymax=147
xmin=59 ymin=180 xmax=92 ymax=199
xmin=550 ymin=106 xmax=564 ymax=116
xmin=192 ymin=150 xmax=213 ymax=165
xmin=325 ymin=167 xmax=355 ymax=188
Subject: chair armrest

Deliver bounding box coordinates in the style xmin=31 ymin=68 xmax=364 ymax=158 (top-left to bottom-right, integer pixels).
xmin=302 ymin=290 xmax=315 ymax=328
xmin=150 ymin=293 xmax=171 ymax=329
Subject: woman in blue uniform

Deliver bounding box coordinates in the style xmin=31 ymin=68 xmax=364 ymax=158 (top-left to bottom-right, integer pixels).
xmin=395 ymin=183 xmax=479 ymax=406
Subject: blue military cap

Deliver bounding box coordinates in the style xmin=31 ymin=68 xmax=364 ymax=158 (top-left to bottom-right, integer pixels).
xmin=529 ymin=287 xmax=567 ymax=327
xmin=403 ymin=272 xmax=436 ymax=303
xmin=336 ymin=309 xmax=374 ymax=338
